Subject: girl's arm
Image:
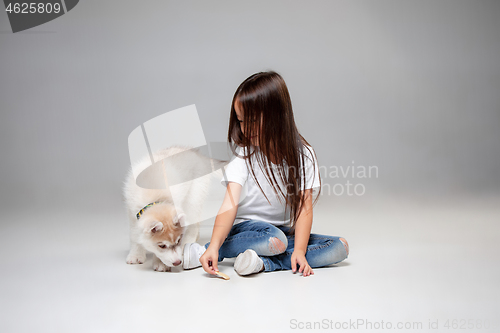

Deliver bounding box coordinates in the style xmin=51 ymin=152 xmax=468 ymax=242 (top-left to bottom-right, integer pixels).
xmin=200 ymin=182 xmax=242 ymax=274
xmin=209 ymin=181 xmax=242 ymax=248
xmin=293 ymin=189 xmax=314 ymax=253
xmin=291 ymin=188 xmax=314 ymax=276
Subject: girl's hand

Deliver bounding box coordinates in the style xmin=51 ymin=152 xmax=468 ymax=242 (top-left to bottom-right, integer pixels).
xmin=291 ymin=250 xmax=314 ymax=277
xmin=200 ymin=245 xmax=220 ymax=275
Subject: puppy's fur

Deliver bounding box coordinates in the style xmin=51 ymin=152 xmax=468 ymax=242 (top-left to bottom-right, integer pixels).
xmin=123 ymin=146 xmax=224 ymax=272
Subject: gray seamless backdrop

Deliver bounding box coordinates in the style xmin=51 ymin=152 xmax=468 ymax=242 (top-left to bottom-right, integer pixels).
xmin=0 ymin=0 xmax=499 ymax=214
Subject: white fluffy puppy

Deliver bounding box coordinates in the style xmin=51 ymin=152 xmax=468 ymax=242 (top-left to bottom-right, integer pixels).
xmin=123 ymin=146 xmax=224 ymax=272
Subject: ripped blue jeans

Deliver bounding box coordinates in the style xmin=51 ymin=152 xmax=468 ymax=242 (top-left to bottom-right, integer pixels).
xmin=204 ymin=220 xmax=349 ymax=272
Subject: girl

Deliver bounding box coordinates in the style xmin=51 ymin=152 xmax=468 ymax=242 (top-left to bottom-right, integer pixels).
xmin=183 ymin=71 xmax=349 ymax=277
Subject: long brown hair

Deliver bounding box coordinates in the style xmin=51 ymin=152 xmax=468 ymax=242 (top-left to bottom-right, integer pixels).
xmin=228 ymin=71 xmax=321 ymax=236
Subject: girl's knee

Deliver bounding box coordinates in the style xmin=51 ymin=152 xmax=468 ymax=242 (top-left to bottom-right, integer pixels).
xmin=249 ymin=222 xmax=288 ymax=255
xmin=339 ymin=237 xmax=349 ymax=256
xmin=324 ymin=237 xmax=348 ymax=265
xmin=268 ymin=235 xmax=287 ymax=254
xmin=306 ymin=236 xmax=348 ymax=268
xmin=263 ymin=225 xmax=288 ymax=255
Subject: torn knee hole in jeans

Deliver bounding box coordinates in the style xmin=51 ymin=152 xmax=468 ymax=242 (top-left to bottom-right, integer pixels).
xmin=268 ymin=237 xmax=286 ymax=254
xmin=339 ymin=238 xmax=349 ymax=255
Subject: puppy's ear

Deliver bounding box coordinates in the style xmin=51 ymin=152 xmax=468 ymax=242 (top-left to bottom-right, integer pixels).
xmin=145 ymin=221 xmax=163 ymax=234
xmin=173 ymin=213 xmax=186 ymax=227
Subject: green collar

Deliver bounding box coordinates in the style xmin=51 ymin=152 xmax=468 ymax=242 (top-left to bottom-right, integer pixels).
xmin=136 ymin=201 xmax=161 ymax=219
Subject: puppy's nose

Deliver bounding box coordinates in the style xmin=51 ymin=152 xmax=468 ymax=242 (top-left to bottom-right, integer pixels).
xmin=173 ymin=260 xmax=182 ymax=266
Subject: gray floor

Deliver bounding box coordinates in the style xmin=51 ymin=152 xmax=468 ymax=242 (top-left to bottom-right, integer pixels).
xmin=1 ymin=193 xmax=499 ymax=333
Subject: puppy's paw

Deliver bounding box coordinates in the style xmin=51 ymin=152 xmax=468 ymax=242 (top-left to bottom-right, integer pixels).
xmin=126 ymin=253 xmax=146 ymax=264
xmin=153 ymin=260 xmax=171 ymax=272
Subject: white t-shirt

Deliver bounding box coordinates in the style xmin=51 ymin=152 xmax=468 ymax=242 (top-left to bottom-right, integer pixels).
xmin=220 ymin=145 xmax=321 ymax=226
